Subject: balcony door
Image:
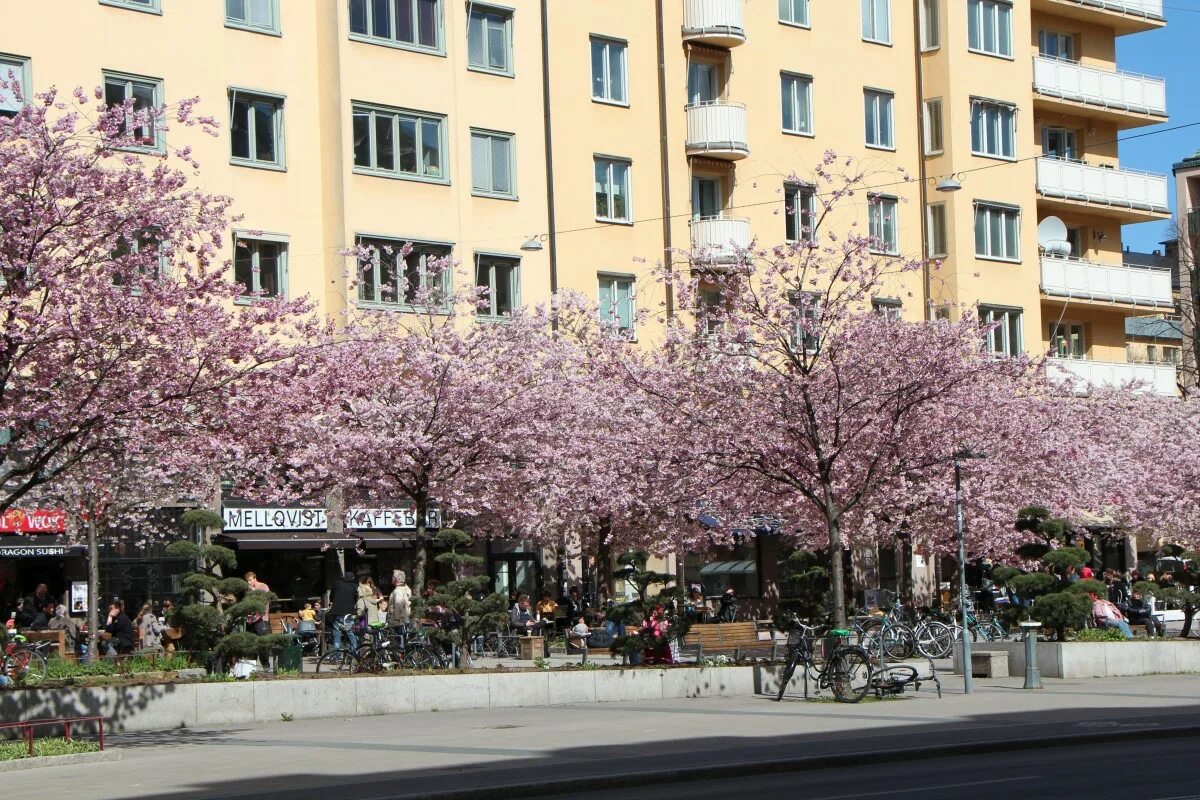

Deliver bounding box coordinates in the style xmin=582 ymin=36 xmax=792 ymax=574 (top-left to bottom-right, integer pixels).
xmin=1050 ymin=321 xmax=1086 ymax=360
xmin=687 ymin=61 xmax=719 ymax=107
xmin=692 ymin=175 xmax=723 ymax=221
xmin=1038 ymin=30 xmax=1074 ymax=60
xmin=1042 ymin=127 xmax=1078 ymax=161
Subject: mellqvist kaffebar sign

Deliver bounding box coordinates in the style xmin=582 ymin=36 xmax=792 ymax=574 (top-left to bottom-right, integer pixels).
xmin=222 ymin=507 xmax=441 ymax=532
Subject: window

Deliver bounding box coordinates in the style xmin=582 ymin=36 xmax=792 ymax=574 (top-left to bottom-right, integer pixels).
xmin=226 ymin=0 xmax=279 ymax=33
xmin=868 ymin=195 xmax=899 ymax=255
xmin=591 ymin=37 xmax=627 ymax=105
xmin=352 ymin=104 xmax=445 ymax=181
xmin=974 ymin=203 xmax=1020 ymax=261
xmin=861 ymin=0 xmax=891 ymax=43
xmin=864 ymin=90 xmax=894 ymax=149
xmin=475 ymin=254 xmax=519 ymax=317
xmin=1145 ymin=344 xmax=1158 ymax=364
xmin=470 ymin=129 xmax=514 ymax=198
xmin=920 ymin=0 xmax=939 ymax=49
xmin=233 ymin=236 xmax=286 ymax=299
xmin=970 ymin=99 xmax=1016 ymax=159
xmin=111 ymin=227 xmax=165 ymax=285
xmin=100 ymin=0 xmax=160 ymax=13
xmin=0 ymin=55 xmax=30 ymax=118
xmin=873 ymin=298 xmax=903 ymax=321
xmin=1042 ymin=127 xmax=1077 ymax=160
xmin=692 ymin=176 xmax=722 ymax=219
xmin=349 ymin=0 xmax=441 ymax=52
xmin=1163 ymin=346 xmax=1182 ymax=365
xmin=968 ymin=0 xmax=1013 ymax=58
xmin=926 ymin=203 xmax=947 ymax=258
xmin=468 ymin=5 xmax=512 ymax=75
xmin=598 ymin=274 xmax=635 ymax=336
xmin=923 ymin=98 xmax=943 ymax=155
xmin=785 ymin=183 xmax=815 ymax=243
xmin=1038 ymin=30 xmax=1073 ymax=60
xmin=980 ymin=306 xmax=1022 ymax=357
xmin=229 ymin=90 xmax=284 ymax=169
xmin=594 ymin=157 xmax=631 ymax=222
xmin=357 ymin=236 xmax=451 ymax=309
xmin=102 ymin=71 xmax=162 ymax=150
xmin=1049 ymin=322 xmax=1085 ymax=359
xmin=781 ymin=73 xmax=813 ymax=135
xmin=1066 ymin=227 xmax=1083 ymax=257
xmin=688 ymin=62 xmax=719 ymax=106
xmin=793 ymin=291 xmax=822 ymax=353
xmin=779 ymin=0 xmax=809 ymax=27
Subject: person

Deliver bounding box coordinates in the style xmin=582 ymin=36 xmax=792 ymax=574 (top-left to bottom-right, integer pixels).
xmin=48 ymin=605 xmax=80 ymax=655
xmin=562 ymin=586 xmax=589 ymax=619
xmin=1062 ymin=564 xmax=1080 ymax=586
xmin=1106 ymin=571 xmax=1129 ymax=607
xmin=567 ymin=616 xmax=591 ymax=651
xmin=245 ymin=571 xmax=270 ymax=593
xmin=388 ymin=571 xmax=412 ymax=629
xmin=244 ymin=572 xmax=271 ymax=635
xmin=715 ymin=587 xmax=738 ymax=623
xmin=422 ymin=579 xmax=440 ymax=600
xmin=685 ymin=587 xmax=712 ymax=622
xmin=509 ymin=594 xmax=549 ymax=635
xmin=1090 ymin=593 xmax=1133 ymax=639
xmin=137 ymin=603 xmax=163 ymax=651
xmin=160 ymin=599 xmax=181 ymax=653
xmin=1124 ymin=590 xmax=1164 ymax=638
xmin=12 ymin=597 xmax=34 ymax=629
xmin=1080 ymin=566 xmax=1094 ymax=581
xmin=640 ymin=605 xmax=673 ymax=665
xmin=329 ymin=571 xmax=360 ymax=654
xmin=536 ymin=590 xmax=558 ymax=618
xmin=363 ymin=587 xmax=385 ymax=628
xmin=299 ymin=602 xmax=316 ymax=623
xmin=25 ymin=584 xmax=51 ymax=616
xmin=29 ymin=600 xmax=54 ymax=630
xmin=101 ymin=601 xmax=135 ymax=656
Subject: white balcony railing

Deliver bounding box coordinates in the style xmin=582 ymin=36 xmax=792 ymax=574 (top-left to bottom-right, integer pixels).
xmin=1048 ymin=357 xmax=1176 ymax=395
xmin=1040 ymin=256 xmax=1174 ymax=307
xmin=690 ymin=215 xmax=751 ymax=263
xmin=1036 ymin=157 xmax=1169 ymax=213
xmin=1052 ymin=0 xmax=1164 ymax=20
xmin=682 ymin=0 xmax=746 ymax=47
xmin=685 ymin=102 xmax=749 ymax=160
xmin=1033 ymin=56 xmax=1166 ymax=116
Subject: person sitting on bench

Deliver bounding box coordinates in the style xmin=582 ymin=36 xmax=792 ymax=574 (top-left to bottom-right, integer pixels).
xmin=567 ymin=617 xmax=591 ymax=650
xmin=1123 ymin=590 xmax=1165 ymax=638
xmin=510 ymin=594 xmax=549 ymax=636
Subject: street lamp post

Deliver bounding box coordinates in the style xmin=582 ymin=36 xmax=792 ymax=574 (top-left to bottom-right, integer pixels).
xmin=954 ymin=449 xmax=985 ymax=695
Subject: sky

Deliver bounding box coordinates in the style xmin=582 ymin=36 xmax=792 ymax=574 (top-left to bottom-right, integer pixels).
xmin=1118 ymin=2 xmax=1200 ymax=254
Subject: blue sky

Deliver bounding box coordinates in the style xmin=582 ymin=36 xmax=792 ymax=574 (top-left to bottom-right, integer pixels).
xmin=1118 ymin=5 xmax=1200 ymax=254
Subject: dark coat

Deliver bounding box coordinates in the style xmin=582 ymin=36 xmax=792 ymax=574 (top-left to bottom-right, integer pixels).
xmin=329 ymin=575 xmax=360 ymax=618
xmin=105 ymin=612 xmax=135 ymax=650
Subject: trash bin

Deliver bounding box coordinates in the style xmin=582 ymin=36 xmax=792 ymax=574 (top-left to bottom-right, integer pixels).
xmin=277 ymin=643 xmax=303 ymax=672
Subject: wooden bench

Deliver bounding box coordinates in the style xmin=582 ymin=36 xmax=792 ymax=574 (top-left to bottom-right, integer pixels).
xmin=682 ymin=621 xmax=782 ymax=661
xmin=22 ymin=629 xmax=68 ymax=660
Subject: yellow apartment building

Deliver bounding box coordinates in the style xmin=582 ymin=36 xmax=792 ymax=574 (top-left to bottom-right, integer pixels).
xmin=0 ymin=0 xmax=1173 ymax=607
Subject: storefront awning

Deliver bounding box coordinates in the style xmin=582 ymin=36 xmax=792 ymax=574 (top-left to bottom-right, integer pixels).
xmin=215 ymin=531 xmax=417 ymax=551
xmin=699 ymin=560 xmax=757 ymax=576
xmin=0 ymin=535 xmax=86 ymax=558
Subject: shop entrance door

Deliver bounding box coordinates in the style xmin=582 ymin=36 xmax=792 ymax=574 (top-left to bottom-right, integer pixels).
xmin=491 ymin=553 xmax=540 ymax=602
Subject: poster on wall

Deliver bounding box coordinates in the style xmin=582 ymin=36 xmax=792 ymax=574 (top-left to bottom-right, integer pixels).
xmin=70 ymin=581 xmax=88 ymax=614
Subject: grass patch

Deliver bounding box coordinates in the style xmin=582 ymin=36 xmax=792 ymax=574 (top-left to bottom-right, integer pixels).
xmin=0 ymin=738 xmax=100 ymax=761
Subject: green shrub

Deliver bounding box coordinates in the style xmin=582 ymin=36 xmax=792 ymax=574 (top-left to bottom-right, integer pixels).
xmin=1042 ymin=547 xmax=1090 ymax=573
xmin=1069 ymin=578 xmax=1108 ymax=597
xmin=1075 ymin=627 xmax=1126 ymax=642
xmin=1009 ymin=572 xmax=1056 ymax=600
xmin=1031 ymin=592 xmax=1092 ymax=641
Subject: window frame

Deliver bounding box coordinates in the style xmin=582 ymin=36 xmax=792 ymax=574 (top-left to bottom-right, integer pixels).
xmin=1042 ymin=126 xmax=1078 ymax=161
xmin=594 ymin=155 xmax=632 ymax=224
xmin=861 ymin=0 xmax=892 ymax=45
xmin=1049 ymin=320 xmax=1086 ymax=360
xmin=973 ymin=202 xmax=1021 ymax=262
xmin=467 ymin=3 xmax=514 ymax=77
xmin=873 ymin=297 xmax=904 ymax=321
xmin=1038 ymin=29 xmax=1074 ymax=61
xmin=348 ymin=0 xmax=445 ymax=55
xmin=923 ymin=97 xmax=943 ymax=155
xmin=970 ymin=98 xmax=1017 ymax=161
xmin=967 ymin=0 xmax=1014 ymax=60
xmin=784 ymin=182 xmax=816 ymax=244
xmin=920 ymin=0 xmax=940 ymax=50
xmin=590 ymin=36 xmax=628 ymax=107
xmin=99 ymin=0 xmax=161 ymax=14
xmin=778 ymin=0 xmax=810 ymax=28
xmin=101 ymin=70 xmax=165 ymax=152
xmin=355 ymin=234 xmax=453 ymax=312
xmin=225 ymin=0 xmax=281 ymax=35
xmin=469 ymin=128 xmax=516 ymax=200
xmin=232 ymin=232 xmax=289 ymax=303
xmin=474 ymin=252 xmax=521 ymax=319
xmin=868 ymin=194 xmax=900 ymax=256
xmin=864 ymin=89 xmax=895 ymax=151
xmin=228 ymin=87 xmax=286 ymax=171
xmin=598 ymin=272 xmax=637 ymax=338
xmin=979 ymin=305 xmax=1023 ymax=357
xmin=780 ymin=72 xmax=814 ymax=137
xmin=351 ymin=102 xmax=448 ymax=184
xmin=0 ymin=54 xmax=31 ymax=117
xmin=926 ymin=202 xmax=948 ymax=258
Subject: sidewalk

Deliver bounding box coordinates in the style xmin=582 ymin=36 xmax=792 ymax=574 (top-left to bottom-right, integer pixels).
xmin=4 ymin=673 xmax=1198 ymax=799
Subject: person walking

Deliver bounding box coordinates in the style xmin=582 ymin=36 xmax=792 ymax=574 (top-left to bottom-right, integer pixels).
xmin=329 ymin=571 xmax=360 ymax=654
xmin=387 ymin=571 xmax=412 ymax=629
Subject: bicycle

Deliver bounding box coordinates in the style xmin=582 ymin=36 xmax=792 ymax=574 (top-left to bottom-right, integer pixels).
xmin=2 ymin=632 xmax=48 ymax=683
xmin=774 ymin=618 xmax=873 ymax=703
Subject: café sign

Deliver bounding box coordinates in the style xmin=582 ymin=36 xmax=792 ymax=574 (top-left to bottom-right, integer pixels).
xmin=0 ymin=545 xmax=73 ymax=557
xmin=222 ymin=507 xmax=441 ymax=532
xmin=0 ymin=509 xmax=67 ymax=534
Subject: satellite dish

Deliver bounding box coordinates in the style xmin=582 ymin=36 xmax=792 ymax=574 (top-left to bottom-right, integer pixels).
xmin=1037 ymin=216 xmax=1072 ymax=257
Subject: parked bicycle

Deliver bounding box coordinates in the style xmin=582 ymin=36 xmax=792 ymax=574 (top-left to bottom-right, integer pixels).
xmin=2 ymin=632 xmax=48 ymax=683
xmin=774 ymin=617 xmax=873 ymax=703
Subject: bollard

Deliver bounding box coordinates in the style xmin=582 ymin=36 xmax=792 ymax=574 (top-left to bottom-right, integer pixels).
xmin=1019 ymin=621 xmax=1042 ymax=689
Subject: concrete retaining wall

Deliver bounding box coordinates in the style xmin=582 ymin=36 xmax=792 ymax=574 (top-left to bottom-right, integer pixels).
xmin=0 ymin=666 xmax=757 ymax=733
xmin=952 ymin=640 xmax=1200 ymax=679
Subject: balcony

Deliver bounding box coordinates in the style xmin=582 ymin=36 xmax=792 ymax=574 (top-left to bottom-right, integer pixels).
xmin=1048 ymin=357 xmax=1176 ymax=395
xmin=685 ymin=102 xmax=749 ymax=161
xmin=682 ymin=0 xmax=746 ymax=48
xmin=1030 ymin=1 xmax=1164 ymax=34
xmin=690 ymin=215 xmax=751 ymax=264
xmin=1036 ymin=157 xmax=1168 ymax=222
xmin=1040 ymin=256 xmax=1173 ymax=307
xmin=1033 ymin=56 xmax=1166 ymax=125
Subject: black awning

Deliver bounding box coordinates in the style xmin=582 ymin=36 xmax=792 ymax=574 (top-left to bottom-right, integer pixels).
xmin=216 ymin=531 xmax=416 ymax=551
xmin=0 ymin=535 xmax=86 ymax=558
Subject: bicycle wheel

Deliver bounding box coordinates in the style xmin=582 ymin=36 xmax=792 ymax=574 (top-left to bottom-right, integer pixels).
xmin=915 ymin=621 xmax=954 ymax=659
xmin=882 ymin=626 xmax=915 ymax=660
xmin=316 ymin=649 xmax=360 ymax=674
xmin=404 ymin=646 xmax=442 ymax=670
xmin=7 ymin=649 xmax=46 ymax=682
xmin=828 ymin=647 xmax=872 ymax=703
xmin=986 ymin=620 xmax=1008 ymax=641
xmin=775 ymin=652 xmax=800 ymax=702
xmin=855 ymin=618 xmax=881 ymax=647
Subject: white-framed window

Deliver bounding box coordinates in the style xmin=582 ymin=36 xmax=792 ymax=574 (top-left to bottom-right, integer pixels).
xmin=233 ymin=235 xmax=287 ymax=300
xmin=467 ymin=5 xmax=513 ymax=75
xmin=225 ymin=0 xmax=279 ymax=34
xmin=102 ymin=71 xmax=163 ymax=150
xmin=471 ymin=129 xmax=514 ymax=199
xmin=1163 ymin=346 xmax=1182 ymax=365
xmin=1042 ymin=127 xmax=1078 ymax=160
xmin=873 ymin=298 xmax=903 ymax=321
xmin=980 ymin=305 xmax=1022 ymax=357
xmin=229 ymin=89 xmax=284 ymax=169
xmin=475 ymin=253 xmax=519 ymax=317
xmin=349 ymin=0 xmax=442 ymax=53
xmin=1049 ymin=321 xmax=1085 ymax=359
xmin=692 ymin=175 xmax=723 ymax=220
xmin=968 ymin=0 xmax=1013 ymax=58
xmin=784 ymin=183 xmax=816 ymax=243
xmin=99 ymin=0 xmax=160 ymax=13
xmin=781 ymin=72 xmax=813 ymax=136
xmin=923 ymin=98 xmax=943 ymax=155
xmin=352 ymin=103 xmax=446 ymax=182
xmin=687 ymin=61 xmax=719 ymax=106
xmin=868 ymin=195 xmax=899 ymax=255
xmin=0 ymin=54 xmax=31 ymax=118
xmin=111 ymin=227 xmax=166 ymax=285
xmin=356 ymin=235 xmax=452 ymax=310
xmin=920 ymin=0 xmax=940 ymax=50
xmin=591 ymin=37 xmax=627 ymax=105
xmin=778 ymin=0 xmax=809 ymax=27
xmin=792 ymin=291 xmax=822 ymax=353
xmin=970 ymin=99 xmax=1016 ymax=159
xmin=861 ymin=0 xmax=891 ymax=44
xmin=926 ymin=202 xmax=947 ymax=258
xmin=864 ymin=89 xmax=894 ymax=149
xmin=974 ymin=202 xmax=1020 ymax=261
xmin=1038 ymin=30 xmax=1074 ymax=60
xmin=598 ymin=274 xmax=635 ymax=336
xmin=594 ymin=156 xmax=631 ymax=223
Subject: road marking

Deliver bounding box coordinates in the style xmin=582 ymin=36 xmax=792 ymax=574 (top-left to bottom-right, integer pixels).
xmin=810 ymin=776 xmax=1040 ymax=800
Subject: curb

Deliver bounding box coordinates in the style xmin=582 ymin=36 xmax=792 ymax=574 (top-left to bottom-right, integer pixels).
xmin=397 ymin=723 xmax=1200 ymax=799
xmin=0 ymin=749 xmax=122 ymax=772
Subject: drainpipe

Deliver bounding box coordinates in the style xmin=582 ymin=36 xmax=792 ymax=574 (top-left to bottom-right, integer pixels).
xmin=912 ymin=0 xmax=932 ymax=320
xmin=540 ymin=0 xmax=559 ymax=299
xmin=655 ymin=0 xmax=675 ymax=318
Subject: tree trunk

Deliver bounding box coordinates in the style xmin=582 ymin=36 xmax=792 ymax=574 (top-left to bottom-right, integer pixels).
xmin=1181 ymin=604 xmax=1196 ymax=639
xmin=86 ymin=517 xmax=100 ymax=660
xmin=827 ymin=514 xmax=847 ymax=629
xmin=413 ymin=497 xmax=428 ymax=591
